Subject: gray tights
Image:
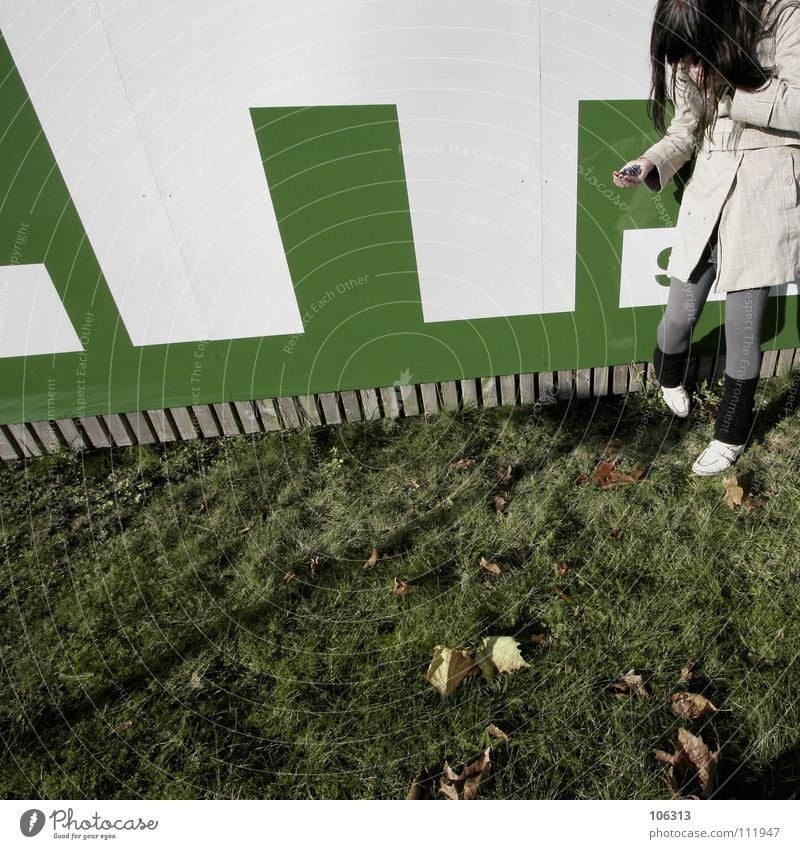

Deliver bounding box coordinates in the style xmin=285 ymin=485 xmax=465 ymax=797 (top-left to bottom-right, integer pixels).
xmin=656 ymin=236 xmax=771 ymax=381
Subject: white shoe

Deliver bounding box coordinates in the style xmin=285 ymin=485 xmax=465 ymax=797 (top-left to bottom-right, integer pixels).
xmin=660 ymin=384 xmax=690 ymax=418
xmin=691 ymin=439 xmax=746 ymax=476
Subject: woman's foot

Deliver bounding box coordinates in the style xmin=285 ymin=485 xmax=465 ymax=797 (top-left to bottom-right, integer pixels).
xmin=660 ymin=384 xmax=691 ymax=418
xmin=691 ymin=439 xmax=746 ymax=476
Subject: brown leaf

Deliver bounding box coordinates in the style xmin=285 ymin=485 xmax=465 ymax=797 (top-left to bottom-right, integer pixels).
xmin=742 ymin=495 xmax=765 ymax=514
xmin=653 ymin=748 xmax=675 ymax=765
xmin=494 ymin=494 xmax=508 ymax=514
xmin=703 ymin=398 xmax=720 ymax=420
xmin=609 ymin=669 xmax=649 ymax=699
xmin=653 ymin=728 xmax=720 ymax=798
xmin=680 ymin=661 xmax=696 ymax=684
xmin=282 ymin=571 xmax=297 ymax=586
xmin=723 ymin=476 xmax=744 ymax=510
xmin=393 ymin=577 xmax=415 ymax=596
xmin=189 ymin=671 xmax=203 ymax=690
xmin=679 ymin=728 xmax=720 ymax=798
xmin=406 ymin=767 xmax=435 ymax=800
xmin=439 ymin=778 xmax=459 ymax=800
xmin=408 ymin=479 xmax=421 ymax=489
xmin=553 ymin=586 xmax=573 ymax=603
xmin=485 ymin=724 xmax=509 ymax=742
xmin=554 ymin=562 xmax=570 ymax=576
xmin=425 ymin=646 xmax=478 ymax=696
xmin=574 ymin=472 xmax=590 ymax=484
xmin=310 ymin=556 xmax=322 ymax=576
xmin=480 ymin=557 xmax=502 ymax=576
xmin=363 ymin=547 xmax=388 ymax=570
xmin=454 ymin=458 xmax=476 ymax=470
xmin=499 ymin=464 xmax=513 ymax=482
xmin=591 ymin=459 xmax=644 ymax=490
xmin=111 ymin=721 xmax=132 ymax=735
xmin=671 ymin=692 xmax=720 ymax=721
xmin=439 ymin=748 xmax=491 ymax=800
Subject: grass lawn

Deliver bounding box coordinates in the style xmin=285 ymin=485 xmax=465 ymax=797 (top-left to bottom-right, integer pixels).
xmin=2 ymin=370 xmax=799 ymax=800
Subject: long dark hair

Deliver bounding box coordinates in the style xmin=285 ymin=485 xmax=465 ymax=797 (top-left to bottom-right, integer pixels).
xmin=648 ymin=0 xmax=791 ymax=143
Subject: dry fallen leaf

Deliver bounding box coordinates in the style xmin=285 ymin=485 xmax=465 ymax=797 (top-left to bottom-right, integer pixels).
xmin=408 ymin=479 xmax=421 ymax=489
xmin=310 ymin=556 xmax=322 ymax=576
xmin=499 ymin=464 xmax=513 ymax=482
xmin=406 ymin=767 xmax=435 ymax=800
xmin=653 ymin=727 xmax=720 ymax=798
xmin=702 ymin=398 xmax=720 ymax=421
xmin=742 ymin=495 xmax=765 ymax=514
xmin=363 ymin=547 xmax=388 ymax=570
xmin=485 ymin=724 xmax=509 ymax=742
xmin=440 ymin=748 xmax=491 ymax=800
xmin=189 ymin=671 xmax=203 ymax=690
xmin=476 ymin=636 xmax=530 ymax=681
xmin=671 ymin=692 xmax=720 ymax=721
xmin=480 ymin=557 xmax=502 ymax=576
xmin=111 ymin=721 xmax=132 ymax=735
xmin=553 ymin=586 xmax=573 ymax=603
xmin=555 ymin=562 xmax=570 ymax=576
xmin=426 ymin=646 xmax=478 ymax=696
xmin=494 ymin=494 xmax=508 ymax=514
xmin=393 ymin=577 xmax=415 ymax=596
xmin=591 ymin=459 xmax=644 ymax=490
xmin=282 ymin=571 xmax=296 ymax=586
xmin=723 ymin=476 xmax=745 ymax=510
xmin=609 ymin=669 xmax=649 ymax=699
xmin=574 ymin=472 xmax=590 ymax=484
xmin=454 ymin=458 xmax=476 ymax=470
xmin=680 ymin=661 xmax=696 ymax=684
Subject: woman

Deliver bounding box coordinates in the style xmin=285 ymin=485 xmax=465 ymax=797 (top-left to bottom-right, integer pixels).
xmin=613 ymin=0 xmax=800 ymax=475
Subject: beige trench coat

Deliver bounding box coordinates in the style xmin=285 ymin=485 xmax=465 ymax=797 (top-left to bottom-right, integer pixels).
xmin=641 ymin=0 xmax=800 ymax=293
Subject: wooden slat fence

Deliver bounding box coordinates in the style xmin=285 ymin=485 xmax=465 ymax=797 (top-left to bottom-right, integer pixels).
xmin=1 ymin=350 xmax=797 ymax=460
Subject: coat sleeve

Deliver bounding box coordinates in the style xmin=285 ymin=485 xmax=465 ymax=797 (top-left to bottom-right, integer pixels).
xmin=729 ymin=1 xmax=800 ymax=131
xmin=640 ymin=65 xmax=701 ymax=193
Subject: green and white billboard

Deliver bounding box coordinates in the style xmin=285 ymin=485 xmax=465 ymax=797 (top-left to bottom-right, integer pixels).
xmin=2 ymin=1 xmax=798 ymax=428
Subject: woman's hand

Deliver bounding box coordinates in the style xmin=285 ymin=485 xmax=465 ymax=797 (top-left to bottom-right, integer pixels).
xmin=687 ymin=58 xmax=727 ymax=91
xmin=688 ymin=60 xmax=711 ymax=88
xmin=612 ymin=157 xmax=655 ymax=188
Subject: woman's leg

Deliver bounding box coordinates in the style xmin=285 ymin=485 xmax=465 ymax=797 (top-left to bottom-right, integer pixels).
xmin=713 ymin=286 xmax=772 ymax=444
xmin=652 ymin=242 xmax=718 ymax=387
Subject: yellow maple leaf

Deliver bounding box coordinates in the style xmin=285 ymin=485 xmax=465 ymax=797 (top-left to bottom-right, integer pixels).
xmin=425 ymin=646 xmax=477 ymax=696
xmin=476 ymin=636 xmax=530 ymax=679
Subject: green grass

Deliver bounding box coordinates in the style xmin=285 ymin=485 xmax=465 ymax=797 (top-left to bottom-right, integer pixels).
xmin=2 ymin=371 xmax=800 ymax=800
